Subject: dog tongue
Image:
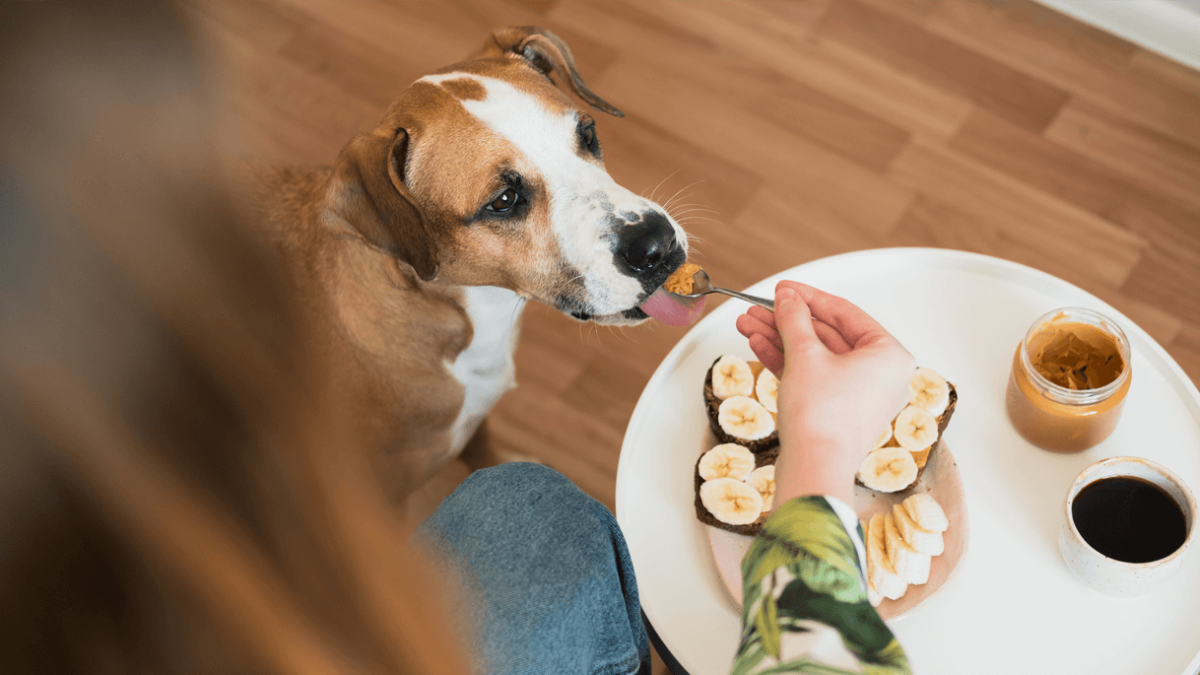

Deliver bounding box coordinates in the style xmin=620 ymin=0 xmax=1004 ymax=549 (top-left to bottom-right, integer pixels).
xmin=639 ymin=288 xmax=706 ymax=327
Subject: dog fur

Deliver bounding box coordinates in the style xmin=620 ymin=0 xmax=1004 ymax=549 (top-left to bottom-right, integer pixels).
xmin=254 ymin=27 xmax=688 ymax=507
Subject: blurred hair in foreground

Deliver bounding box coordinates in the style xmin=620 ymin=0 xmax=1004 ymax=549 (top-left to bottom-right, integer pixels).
xmin=0 ymin=2 xmax=465 ymax=673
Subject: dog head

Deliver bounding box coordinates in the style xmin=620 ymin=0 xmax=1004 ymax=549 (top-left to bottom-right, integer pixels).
xmin=328 ymin=27 xmax=687 ymax=325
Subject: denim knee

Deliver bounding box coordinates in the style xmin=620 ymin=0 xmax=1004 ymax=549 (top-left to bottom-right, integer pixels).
xmin=429 ymin=462 xmax=617 ymax=552
xmin=415 ymin=463 xmax=649 ymax=675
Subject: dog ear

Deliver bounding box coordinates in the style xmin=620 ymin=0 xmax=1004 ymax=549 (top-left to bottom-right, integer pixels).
xmin=333 ymin=129 xmax=439 ymax=281
xmin=484 ymin=26 xmax=624 ymax=118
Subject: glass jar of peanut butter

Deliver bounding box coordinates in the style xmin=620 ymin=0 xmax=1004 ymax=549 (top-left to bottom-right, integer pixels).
xmin=1005 ymin=307 xmax=1131 ymax=453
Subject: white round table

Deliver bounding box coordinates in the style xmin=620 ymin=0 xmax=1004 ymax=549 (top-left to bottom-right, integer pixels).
xmin=616 ymin=248 xmax=1200 ymax=675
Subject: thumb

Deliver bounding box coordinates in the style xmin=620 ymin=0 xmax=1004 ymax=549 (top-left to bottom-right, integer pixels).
xmin=775 ymin=284 xmax=820 ymax=355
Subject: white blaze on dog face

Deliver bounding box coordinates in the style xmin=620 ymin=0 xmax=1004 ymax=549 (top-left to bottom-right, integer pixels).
xmin=410 ymin=68 xmax=687 ymax=325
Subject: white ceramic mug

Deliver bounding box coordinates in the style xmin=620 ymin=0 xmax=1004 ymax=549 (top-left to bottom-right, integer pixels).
xmin=1059 ymin=456 xmax=1196 ymax=597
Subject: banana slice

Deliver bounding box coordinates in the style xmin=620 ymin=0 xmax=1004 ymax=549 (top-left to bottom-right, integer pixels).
xmin=754 ymin=368 xmax=779 ymax=413
xmin=873 ymin=423 xmax=893 ymax=450
xmin=893 ymin=503 xmax=944 ymax=556
xmin=905 ymin=548 xmax=932 ymax=586
xmin=866 ymin=513 xmax=907 ymax=601
xmin=699 ymin=477 xmax=764 ymax=525
xmin=711 ymin=355 xmax=754 ymax=400
xmin=882 ymin=512 xmax=912 ymax=582
xmin=745 ymin=465 xmax=776 ymax=512
xmin=885 ymin=512 xmax=931 ymax=585
xmin=857 ymin=447 xmax=918 ymax=493
xmin=698 ymin=443 xmax=756 ymax=481
xmin=893 ymin=405 xmax=939 ymax=451
xmin=717 ymin=396 xmax=776 ymax=441
xmin=903 ymin=493 xmax=949 ymax=533
xmin=909 ymin=367 xmax=950 ymax=417
xmin=867 ymin=582 xmax=883 ymax=608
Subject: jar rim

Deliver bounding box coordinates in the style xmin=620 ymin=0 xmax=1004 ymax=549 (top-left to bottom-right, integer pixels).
xmin=1019 ymin=307 xmax=1131 ymax=405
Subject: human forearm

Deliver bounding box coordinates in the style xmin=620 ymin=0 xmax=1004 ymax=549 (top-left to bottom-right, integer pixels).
xmin=733 ymin=496 xmax=911 ymax=675
xmin=773 ymin=437 xmax=858 ymax=508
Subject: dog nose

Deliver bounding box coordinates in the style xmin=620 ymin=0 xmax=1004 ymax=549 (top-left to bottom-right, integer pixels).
xmin=618 ymin=212 xmax=677 ymax=275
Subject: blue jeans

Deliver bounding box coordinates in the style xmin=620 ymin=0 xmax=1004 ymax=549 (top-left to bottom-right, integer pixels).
xmin=415 ymin=463 xmax=652 ymax=675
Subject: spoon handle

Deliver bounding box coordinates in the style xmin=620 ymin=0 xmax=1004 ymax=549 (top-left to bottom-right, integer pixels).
xmin=713 ymin=287 xmax=775 ymax=312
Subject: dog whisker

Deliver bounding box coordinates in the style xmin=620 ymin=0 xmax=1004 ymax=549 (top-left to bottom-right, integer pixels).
xmin=670 ymin=208 xmax=720 ymax=218
xmin=667 ymin=202 xmax=720 ymax=211
xmin=667 ymin=205 xmax=720 ymax=216
xmin=677 ymin=216 xmax=725 ymax=226
xmin=643 ymin=169 xmax=680 ymax=204
xmin=660 ymin=179 xmax=705 ymax=213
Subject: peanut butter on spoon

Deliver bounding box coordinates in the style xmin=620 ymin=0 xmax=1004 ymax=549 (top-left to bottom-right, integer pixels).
xmin=664 ymin=262 xmax=703 ymax=295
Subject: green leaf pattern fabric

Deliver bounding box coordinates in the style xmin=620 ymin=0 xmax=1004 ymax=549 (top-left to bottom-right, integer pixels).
xmin=732 ymin=497 xmax=911 ymax=675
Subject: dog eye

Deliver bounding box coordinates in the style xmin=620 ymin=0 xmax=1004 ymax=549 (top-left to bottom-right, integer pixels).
xmin=488 ymin=188 xmax=520 ymax=213
xmin=579 ymin=122 xmax=599 ymax=154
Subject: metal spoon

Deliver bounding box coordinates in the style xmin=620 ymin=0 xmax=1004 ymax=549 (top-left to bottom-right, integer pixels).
xmin=671 ymin=269 xmax=774 ymax=311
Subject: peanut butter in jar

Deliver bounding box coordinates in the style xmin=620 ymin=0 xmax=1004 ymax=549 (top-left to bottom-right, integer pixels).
xmin=1005 ymin=308 xmax=1131 ymax=453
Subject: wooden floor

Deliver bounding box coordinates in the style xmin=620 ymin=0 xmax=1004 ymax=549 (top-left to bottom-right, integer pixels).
xmin=188 ymin=0 xmax=1200 ymax=534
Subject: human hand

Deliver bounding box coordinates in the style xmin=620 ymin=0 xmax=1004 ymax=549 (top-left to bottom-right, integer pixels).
xmin=735 ymin=281 xmax=915 ymax=506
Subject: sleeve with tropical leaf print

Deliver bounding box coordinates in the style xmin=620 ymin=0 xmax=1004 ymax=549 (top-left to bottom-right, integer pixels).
xmin=732 ymin=496 xmax=911 ymax=675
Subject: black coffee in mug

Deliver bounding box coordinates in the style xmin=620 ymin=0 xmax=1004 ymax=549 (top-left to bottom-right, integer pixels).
xmin=1072 ymin=476 xmax=1188 ymax=563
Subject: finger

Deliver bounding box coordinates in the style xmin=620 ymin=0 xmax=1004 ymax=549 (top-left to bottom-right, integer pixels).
xmin=746 ymin=305 xmax=776 ymax=329
xmin=748 ymin=334 xmax=785 ymax=375
xmin=779 ymin=281 xmax=893 ymax=349
xmin=751 ymin=302 xmax=845 ymax=354
xmin=813 ymin=318 xmax=852 ymax=355
xmin=736 ymin=312 xmax=784 ymax=352
xmin=774 ymin=283 xmax=822 ymax=354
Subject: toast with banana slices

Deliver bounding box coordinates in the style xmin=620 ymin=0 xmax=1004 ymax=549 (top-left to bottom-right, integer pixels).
xmin=856 ymin=368 xmax=958 ymax=494
xmin=694 ymin=445 xmax=780 ymax=535
xmin=703 ymin=355 xmax=780 ymax=454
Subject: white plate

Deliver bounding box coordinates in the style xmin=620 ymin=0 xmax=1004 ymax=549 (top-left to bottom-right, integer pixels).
xmin=616 ymin=248 xmax=1200 ymax=675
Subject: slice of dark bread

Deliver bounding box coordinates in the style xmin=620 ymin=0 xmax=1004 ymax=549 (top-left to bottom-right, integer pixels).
xmin=703 ymin=359 xmax=779 ymax=454
xmin=694 ymin=447 xmax=780 ymax=536
xmin=855 ymin=383 xmax=958 ymax=492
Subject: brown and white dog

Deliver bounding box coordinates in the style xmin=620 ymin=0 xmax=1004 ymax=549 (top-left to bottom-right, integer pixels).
xmin=256 ymin=27 xmax=689 ymax=507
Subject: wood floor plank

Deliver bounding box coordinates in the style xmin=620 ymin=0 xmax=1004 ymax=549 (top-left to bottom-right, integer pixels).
xmin=181 ymin=0 xmax=309 ymax=55
xmin=788 ymin=37 xmax=975 ymax=142
xmin=852 ymin=0 xmax=943 ymax=22
xmin=1121 ymin=248 xmax=1200 ymax=327
xmin=886 ymin=140 xmax=1148 ymax=290
xmin=1171 ymin=322 xmax=1200 ymax=387
xmin=749 ymin=77 xmax=910 ymax=172
xmin=489 ymin=385 xmax=625 ymax=509
xmin=625 ymin=0 xmax=834 ymax=47
xmin=551 ymin=2 xmax=915 ymax=172
xmin=277 ymin=19 xmax=417 ymax=109
xmin=924 ymin=0 xmax=1200 ymax=148
xmin=598 ymin=114 xmax=765 ymax=227
xmin=610 ymin=1 xmax=974 ymax=142
xmin=923 ymin=0 xmax=1139 ymax=85
xmin=950 ymin=110 xmax=1200 ymax=262
xmin=815 ymin=0 xmax=1069 ymax=132
xmin=885 ymin=194 xmax=1181 ymax=349
xmin=730 ymin=183 xmax=878 ymax=283
xmin=191 ymin=9 xmax=384 ymax=164
xmin=593 ymin=55 xmax=914 ymax=235
xmin=276 ymin=0 xmax=471 ymax=67
xmin=546 ymin=0 xmax=725 ymax=58
xmin=1045 ymin=99 xmax=1200 ymax=210
xmin=1131 ymin=49 xmax=1200 ymax=99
